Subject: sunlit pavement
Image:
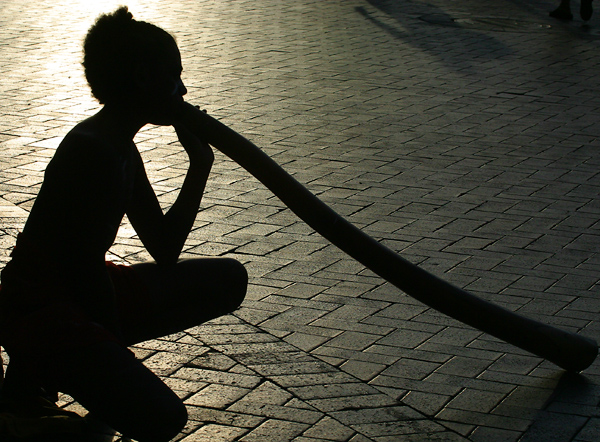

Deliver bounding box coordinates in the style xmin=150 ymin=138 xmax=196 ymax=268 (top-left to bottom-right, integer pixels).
xmin=1 ymin=0 xmax=599 ymax=440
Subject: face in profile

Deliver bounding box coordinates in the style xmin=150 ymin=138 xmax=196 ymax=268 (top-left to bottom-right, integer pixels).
xmin=137 ymin=40 xmax=188 ymax=126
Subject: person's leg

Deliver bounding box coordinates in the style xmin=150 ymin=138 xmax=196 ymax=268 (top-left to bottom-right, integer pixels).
xmin=1 ymin=257 xmax=245 ymax=441
xmin=48 ymin=257 xmax=245 ymax=440
xmin=550 ymin=0 xmax=573 ymax=20
xmin=121 ymin=257 xmax=247 ymax=345
xmin=41 ymin=341 xmax=187 ymax=442
xmin=1 ymin=357 xmax=45 ymax=400
xmin=581 ymin=0 xmax=593 ymax=21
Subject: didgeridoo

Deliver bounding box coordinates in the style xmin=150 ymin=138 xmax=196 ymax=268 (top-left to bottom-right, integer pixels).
xmin=183 ymin=105 xmax=598 ymax=372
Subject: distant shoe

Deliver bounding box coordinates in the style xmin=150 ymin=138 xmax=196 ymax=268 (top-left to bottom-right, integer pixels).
xmin=581 ymin=0 xmax=593 ymax=21
xmin=550 ymin=6 xmax=573 ymax=20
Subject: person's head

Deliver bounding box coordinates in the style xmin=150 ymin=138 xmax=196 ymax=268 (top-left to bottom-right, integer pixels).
xmin=83 ymin=7 xmax=187 ymax=123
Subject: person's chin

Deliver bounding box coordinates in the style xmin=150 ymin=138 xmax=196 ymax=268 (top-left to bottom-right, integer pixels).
xmin=150 ymin=102 xmax=184 ymax=126
xmin=146 ymin=110 xmax=179 ymax=126
xmin=148 ymin=115 xmax=173 ymax=126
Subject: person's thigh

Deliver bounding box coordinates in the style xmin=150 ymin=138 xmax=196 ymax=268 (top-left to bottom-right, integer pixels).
xmin=42 ymin=341 xmax=187 ymax=442
xmin=121 ymin=258 xmax=247 ymax=345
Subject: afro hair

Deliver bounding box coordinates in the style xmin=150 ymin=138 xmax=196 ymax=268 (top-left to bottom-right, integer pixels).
xmin=82 ymin=6 xmax=176 ymax=104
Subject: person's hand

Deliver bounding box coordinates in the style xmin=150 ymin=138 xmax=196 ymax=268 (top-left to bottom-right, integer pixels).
xmin=174 ymin=120 xmax=214 ymax=167
xmin=175 ymin=101 xmax=208 ymax=126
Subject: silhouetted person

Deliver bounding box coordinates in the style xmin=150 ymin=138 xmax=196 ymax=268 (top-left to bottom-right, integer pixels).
xmin=0 ymin=7 xmax=247 ymax=442
xmin=550 ymin=0 xmax=594 ymax=21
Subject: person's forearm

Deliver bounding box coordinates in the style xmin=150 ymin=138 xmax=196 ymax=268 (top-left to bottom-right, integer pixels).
xmin=141 ymin=105 xmax=215 ymax=265
xmin=159 ymin=158 xmax=212 ymax=264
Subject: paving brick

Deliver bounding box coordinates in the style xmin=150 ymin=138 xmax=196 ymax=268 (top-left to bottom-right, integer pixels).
xmin=228 ymin=401 xmax=323 ymax=425
xmin=186 ymin=407 xmax=264 ymax=429
xmin=469 ymin=426 xmax=522 ymax=442
xmin=502 ymin=385 xmax=556 ymax=410
xmin=293 ymin=438 xmax=350 ymax=442
xmin=239 ymin=419 xmax=309 ymax=441
xmin=288 ymin=383 xmax=380 ymax=402
xmin=186 ymin=351 xmax=238 ymax=372
xmin=445 ymin=388 xmax=508 ymax=414
xmin=303 ymin=417 xmax=355 ymax=442
xmin=174 ymin=367 xmax=262 ymax=390
xmin=179 ymin=424 xmax=248 ymax=442
xmin=346 ymin=435 xmax=375 ymax=442
xmin=423 ymin=372 xmax=519 ymax=395
xmin=520 ymin=412 xmax=588 ymax=442
xmin=400 ymin=390 xmax=452 ymax=417
xmin=284 ymin=332 xmax=332 ymax=352
xmin=351 ymin=418 xmax=451 ymax=439
xmin=399 ymin=433 xmax=470 ymax=442
xmin=436 ymin=407 xmax=532 ymax=432
xmin=435 ymin=356 xmax=494 ymax=378
xmin=142 ymin=351 xmax=196 ymax=376
xmin=378 ymin=358 xmax=442 ymax=381
xmin=237 ymin=381 xmax=294 ymax=406
xmin=574 ymin=417 xmax=600 ymax=442
xmin=319 ymin=331 xmax=382 ymax=352
xmin=375 ymin=327 xmax=433 ymax=349
xmin=339 ymin=360 xmax=388 ymax=382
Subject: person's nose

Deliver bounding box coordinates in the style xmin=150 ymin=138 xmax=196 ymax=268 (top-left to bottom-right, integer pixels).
xmin=179 ymin=79 xmax=187 ymax=96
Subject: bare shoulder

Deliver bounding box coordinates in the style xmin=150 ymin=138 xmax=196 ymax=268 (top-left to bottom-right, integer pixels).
xmin=50 ymin=120 xmax=122 ymax=172
xmin=58 ymin=120 xmax=111 ymax=155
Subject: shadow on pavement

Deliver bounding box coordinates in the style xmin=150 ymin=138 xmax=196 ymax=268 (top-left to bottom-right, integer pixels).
xmin=355 ymin=0 xmax=513 ymax=75
xmin=521 ymin=372 xmax=599 ymax=441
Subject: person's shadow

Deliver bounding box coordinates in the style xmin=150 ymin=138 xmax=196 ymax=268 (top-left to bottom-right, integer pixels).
xmin=355 ymin=0 xmax=513 ymax=75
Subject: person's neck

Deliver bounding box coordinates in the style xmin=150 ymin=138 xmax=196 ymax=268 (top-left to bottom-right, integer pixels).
xmin=97 ymin=101 xmax=146 ymax=142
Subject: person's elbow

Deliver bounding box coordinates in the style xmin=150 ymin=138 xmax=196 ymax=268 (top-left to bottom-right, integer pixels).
xmin=149 ymin=243 xmax=182 ymax=267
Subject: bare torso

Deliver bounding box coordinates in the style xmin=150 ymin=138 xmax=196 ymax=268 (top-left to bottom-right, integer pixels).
xmin=23 ymin=121 xmax=142 ymax=264
xmin=7 ymin=115 xmax=146 ymax=326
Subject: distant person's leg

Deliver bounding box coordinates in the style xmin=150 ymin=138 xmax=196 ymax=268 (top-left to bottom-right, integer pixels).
xmin=581 ymin=0 xmax=594 ymax=21
xmin=550 ymin=0 xmax=573 ymax=20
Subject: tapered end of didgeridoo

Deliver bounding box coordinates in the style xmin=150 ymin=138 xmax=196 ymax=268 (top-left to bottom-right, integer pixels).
xmin=538 ymin=325 xmax=598 ymax=373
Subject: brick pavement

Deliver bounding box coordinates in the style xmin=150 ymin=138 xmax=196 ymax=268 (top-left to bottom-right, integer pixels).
xmin=1 ymin=0 xmax=599 ymax=440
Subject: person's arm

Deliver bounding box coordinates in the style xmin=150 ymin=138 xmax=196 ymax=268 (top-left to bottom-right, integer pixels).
xmin=127 ymin=123 xmax=214 ymax=265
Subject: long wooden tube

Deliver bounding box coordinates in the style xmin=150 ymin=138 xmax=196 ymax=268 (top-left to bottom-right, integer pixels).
xmin=183 ymin=106 xmax=598 ymax=373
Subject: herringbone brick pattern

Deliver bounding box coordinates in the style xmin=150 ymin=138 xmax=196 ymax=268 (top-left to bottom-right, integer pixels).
xmin=1 ymin=0 xmax=599 ymax=440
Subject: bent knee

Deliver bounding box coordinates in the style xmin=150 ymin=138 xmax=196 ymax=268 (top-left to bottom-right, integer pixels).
xmin=132 ymin=398 xmax=187 ymax=442
xmin=225 ymin=258 xmax=248 ymax=311
xmin=157 ymin=400 xmax=188 ymax=442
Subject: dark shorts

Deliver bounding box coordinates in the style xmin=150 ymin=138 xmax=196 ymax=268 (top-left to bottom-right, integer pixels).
xmin=0 ymin=261 xmax=149 ymax=374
